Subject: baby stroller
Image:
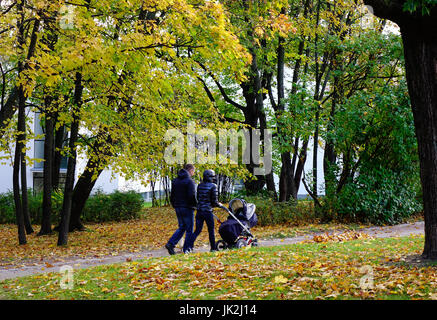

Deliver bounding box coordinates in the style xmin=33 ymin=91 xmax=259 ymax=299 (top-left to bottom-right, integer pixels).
xmin=215 ymin=198 xmax=258 ymax=250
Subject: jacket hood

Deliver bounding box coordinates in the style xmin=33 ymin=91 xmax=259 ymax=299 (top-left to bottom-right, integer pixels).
xmin=177 ymin=169 xmax=190 ymax=179
xmin=203 ymin=169 xmax=215 ymax=183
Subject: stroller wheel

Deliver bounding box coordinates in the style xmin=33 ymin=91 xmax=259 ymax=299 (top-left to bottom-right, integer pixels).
xmin=251 ymin=239 xmax=259 ymax=247
xmin=216 ymin=240 xmax=227 ymax=251
xmin=236 ymin=239 xmax=248 ymax=248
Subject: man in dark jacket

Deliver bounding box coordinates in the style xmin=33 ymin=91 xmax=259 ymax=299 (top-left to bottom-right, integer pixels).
xmin=187 ymin=169 xmax=222 ymax=252
xmin=165 ymin=164 xmax=197 ymax=255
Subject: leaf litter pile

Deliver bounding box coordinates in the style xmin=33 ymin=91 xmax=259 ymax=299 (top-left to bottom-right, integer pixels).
xmin=310 ymin=231 xmax=371 ymax=243
xmin=2 ymin=234 xmax=437 ymax=300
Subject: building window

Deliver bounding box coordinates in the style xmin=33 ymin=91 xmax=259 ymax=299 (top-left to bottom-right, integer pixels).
xmin=33 ymin=112 xmax=68 ymax=193
xmin=33 ymin=112 xmax=68 ymax=170
xmin=34 ymin=112 xmax=45 ymax=169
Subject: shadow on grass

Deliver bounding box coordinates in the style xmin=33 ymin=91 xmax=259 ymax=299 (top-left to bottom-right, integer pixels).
xmin=386 ymin=254 xmax=437 ymax=269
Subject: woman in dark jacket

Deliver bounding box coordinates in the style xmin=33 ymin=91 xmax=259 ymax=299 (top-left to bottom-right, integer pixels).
xmin=187 ymin=169 xmax=222 ymax=252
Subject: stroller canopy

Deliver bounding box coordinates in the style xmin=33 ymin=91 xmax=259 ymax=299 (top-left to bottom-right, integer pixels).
xmin=228 ymin=198 xmax=256 ymax=221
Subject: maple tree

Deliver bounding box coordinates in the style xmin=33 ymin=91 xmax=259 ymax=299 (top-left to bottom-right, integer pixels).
xmin=0 ymin=0 xmax=251 ymax=245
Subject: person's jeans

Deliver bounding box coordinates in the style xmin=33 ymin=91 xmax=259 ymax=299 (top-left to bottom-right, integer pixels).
xmin=167 ymin=207 xmax=194 ymax=252
xmin=189 ymin=210 xmax=216 ymax=250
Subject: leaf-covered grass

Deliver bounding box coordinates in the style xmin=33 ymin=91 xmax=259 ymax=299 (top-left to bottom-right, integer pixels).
xmin=1 ymin=234 xmax=436 ymax=300
xmin=0 ymin=206 xmax=367 ymax=268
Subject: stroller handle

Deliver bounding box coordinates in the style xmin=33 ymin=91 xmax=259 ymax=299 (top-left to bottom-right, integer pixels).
xmin=218 ymin=204 xmax=228 ymax=211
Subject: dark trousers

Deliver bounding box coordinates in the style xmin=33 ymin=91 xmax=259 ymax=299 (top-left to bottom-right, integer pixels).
xmin=167 ymin=207 xmax=194 ymax=252
xmin=189 ymin=210 xmax=216 ymax=250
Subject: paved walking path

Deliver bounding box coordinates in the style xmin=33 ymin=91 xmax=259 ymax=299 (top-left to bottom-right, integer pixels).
xmin=0 ymin=221 xmax=424 ymax=281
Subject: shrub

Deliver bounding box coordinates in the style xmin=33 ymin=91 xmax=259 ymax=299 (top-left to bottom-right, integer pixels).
xmin=27 ymin=189 xmax=64 ymax=224
xmin=333 ymin=166 xmax=422 ymax=225
xmin=319 ymin=78 xmax=422 ymax=225
xmin=240 ymin=195 xmax=316 ymax=226
xmin=0 ymin=189 xmax=144 ymax=224
xmin=0 ymin=191 xmax=15 ymax=224
xmin=0 ymin=189 xmax=63 ymax=224
xmin=82 ymin=190 xmax=144 ymax=223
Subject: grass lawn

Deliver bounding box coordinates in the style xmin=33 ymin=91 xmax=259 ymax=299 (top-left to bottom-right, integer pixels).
xmin=1 ymin=234 xmax=436 ymax=300
xmin=142 ymin=202 xmax=153 ymax=208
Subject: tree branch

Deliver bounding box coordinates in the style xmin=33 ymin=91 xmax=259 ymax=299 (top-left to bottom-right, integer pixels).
xmin=265 ymin=72 xmax=277 ymax=111
xmin=196 ymin=75 xmax=215 ymax=103
xmin=195 ymin=60 xmax=245 ymax=111
xmin=302 ymin=175 xmax=322 ymax=207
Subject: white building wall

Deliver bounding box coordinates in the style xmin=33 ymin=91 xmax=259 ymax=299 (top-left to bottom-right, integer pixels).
xmin=0 ymin=163 xmax=15 ymax=193
xmin=74 ymin=159 xmax=120 ymax=194
xmin=298 ymin=137 xmax=326 ymax=196
xmin=118 ymin=175 xmax=149 ymax=193
xmin=89 ymin=170 xmax=119 ymax=194
xmin=0 ymin=112 xmax=36 ymax=193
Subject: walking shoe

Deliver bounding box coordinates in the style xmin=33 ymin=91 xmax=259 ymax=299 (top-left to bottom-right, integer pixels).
xmin=183 ymin=249 xmax=192 ymax=254
xmin=165 ymin=243 xmax=175 ymax=255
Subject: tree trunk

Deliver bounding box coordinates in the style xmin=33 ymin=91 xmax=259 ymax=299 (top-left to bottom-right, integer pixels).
xmin=38 ymin=108 xmax=54 ymax=236
xmin=401 ymin=25 xmax=437 ymax=259
xmin=277 ymin=33 xmax=290 ymax=202
xmin=18 ymin=90 xmax=33 ymax=234
xmin=58 ymin=72 xmax=82 ymax=245
xmin=242 ymin=92 xmax=266 ymax=194
xmin=13 ymin=90 xmax=27 ymax=245
xmin=259 ymin=100 xmax=277 ymax=199
xmin=243 ymin=114 xmax=266 ymax=194
xmin=265 ymin=172 xmax=277 ymax=199
xmin=65 ymin=120 xmax=115 ymax=231
xmin=279 ymin=152 xmax=294 ymax=201
xmin=244 ymin=50 xmax=270 ymax=195
xmin=279 ymin=155 xmax=289 ymax=201
xmin=312 ymin=114 xmax=319 ymax=199
xmin=21 ymin=159 xmax=33 ymax=234
xmin=13 ymin=146 xmax=26 ymax=245
xmin=57 ymin=122 xmax=78 ymax=244
xmin=12 ymin=0 xmax=36 ymax=240
xmin=68 ymin=158 xmax=105 ymax=231
xmin=323 ymin=137 xmax=337 ymax=196
xmin=0 ymin=88 xmax=19 ymax=138
xmin=292 ymin=138 xmax=310 ymax=199
xmin=323 ymin=76 xmax=338 ymax=198
xmin=52 ymin=121 xmax=65 ymax=190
